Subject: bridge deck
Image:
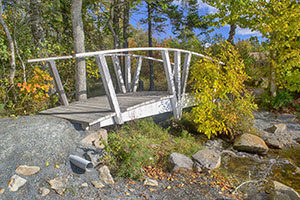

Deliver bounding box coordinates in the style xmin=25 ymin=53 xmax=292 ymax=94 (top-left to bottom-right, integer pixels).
xmin=40 ymin=91 xmax=175 ymax=129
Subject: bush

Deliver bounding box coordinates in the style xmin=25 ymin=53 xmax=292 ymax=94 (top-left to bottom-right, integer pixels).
xmin=104 ymin=118 xmax=202 ymax=179
xmin=189 ymin=41 xmax=257 ymax=139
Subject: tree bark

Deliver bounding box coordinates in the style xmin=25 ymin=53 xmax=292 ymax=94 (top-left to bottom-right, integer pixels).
xmin=71 ymin=0 xmax=87 ymax=101
xmin=123 ymin=0 xmax=129 ymax=50
xmin=227 ymin=23 xmax=236 ymax=45
xmin=0 ymin=0 xmax=16 ymax=84
xmin=147 ymin=2 xmax=155 ymax=91
xmin=29 ymin=0 xmax=45 ymax=49
xmin=112 ymin=0 xmax=121 ymax=49
xmin=269 ymin=50 xmax=277 ymax=97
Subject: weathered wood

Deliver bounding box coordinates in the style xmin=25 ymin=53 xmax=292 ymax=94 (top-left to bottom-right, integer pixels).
xmin=95 ymin=54 xmax=123 ymax=124
xmin=48 ymin=60 xmax=69 ymax=106
xmin=180 ymin=52 xmax=192 ymax=110
xmin=161 ymin=50 xmax=180 ymax=120
xmin=174 ymin=51 xmax=182 ymax=118
xmin=111 ymin=55 xmax=126 ymax=93
xmin=125 ymin=55 xmax=131 ymax=92
xmin=132 ymin=56 xmax=143 ymax=92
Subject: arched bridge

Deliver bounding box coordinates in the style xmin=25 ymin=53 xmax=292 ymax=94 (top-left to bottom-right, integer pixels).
xmin=28 ymin=47 xmax=215 ymax=130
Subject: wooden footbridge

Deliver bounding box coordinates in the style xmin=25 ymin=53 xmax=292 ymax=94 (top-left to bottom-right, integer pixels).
xmin=28 ymin=48 xmax=214 ymax=130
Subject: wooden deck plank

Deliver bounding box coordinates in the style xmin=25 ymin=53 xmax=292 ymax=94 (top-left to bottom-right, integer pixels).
xmin=40 ymin=91 xmax=178 ymax=128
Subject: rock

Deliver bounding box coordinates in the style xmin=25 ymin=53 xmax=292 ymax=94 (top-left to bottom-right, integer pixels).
xmin=265 ymin=124 xmax=287 ymax=134
xmin=8 ymin=175 xmax=27 ymax=192
xmin=16 ymin=165 xmax=40 ymax=176
xmin=169 ymin=153 xmax=193 ymax=172
xmin=205 ymin=139 xmax=225 ymax=151
xmin=80 ymin=129 xmax=108 ymax=149
xmin=192 ymin=149 xmax=221 ymax=170
xmin=48 ymin=176 xmax=68 ymax=195
xmin=144 ymin=178 xmax=158 ymax=187
xmin=272 ymin=181 xmax=300 ymax=200
xmin=91 ymin=181 xmax=105 ymax=188
xmin=266 ymin=137 xmax=288 ymax=149
xmin=295 ymin=167 xmax=300 ymax=175
xmin=0 ymin=189 xmax=5 ymax=194
xmin=99 ymin=165 xmax=114 ymax=184
xmin=277 ymin=114 xmax=296 ymax=122
xmin=81 ymin=182 xmax=88 ymax=187
xmin=39 ymin=187 xmax=50 ymax=197
xmin=233 ymin=133 xmax=269 ymax=154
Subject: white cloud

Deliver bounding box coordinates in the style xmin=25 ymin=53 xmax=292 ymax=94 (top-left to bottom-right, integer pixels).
xmin=236 ymin=27 xmax=262 ymax=36
xmin=197 ymin=1 xmax=218 ymax=14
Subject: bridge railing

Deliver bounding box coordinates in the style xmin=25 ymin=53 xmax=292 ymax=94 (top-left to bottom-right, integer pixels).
xmin=28 ymin=47 xmax=220 ymax=124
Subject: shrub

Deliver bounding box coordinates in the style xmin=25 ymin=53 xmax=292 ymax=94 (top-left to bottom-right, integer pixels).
xmin=189 ymin=41 xmax=257 ymax=139
xmin=105 ymin=118 xmax=201 ymax=179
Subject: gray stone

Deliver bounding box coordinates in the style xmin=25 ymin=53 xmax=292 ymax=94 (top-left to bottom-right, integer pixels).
xmin=205 ymin=139 xmax=225 ymax=151
xmin=192 ymin=149 xmax=221 ymax=170
xmin=169 ymin=153 xmax=193 ymax=172
xmin=99 ymin=165 xmax=114 ymax=184
xmin=233 ymin=133 xmax=269 ymax=154
xmin=39 ymin=187 xmax=50 ymax=197
xmin=266 ymin=137 xmax=288 ymax=149
xmin=16 ymin=165 xmax=40 ymax=176
xmin=48 ymin=176 xmax=68 ymax=195
xmin=0 ymin=189 xmax=4 ymax=194
xmin=272 ymin=181 xmax=300 ymax=200
xmin=80 ymin=129 xmax=108 ymax=149
xmin=265 ymin=124 xmax=287 ymax=134
xmin=144 ymin=178 xmax=158 ymax=187
xmin=8 ymin=175 xmax=27 ymax=192
xmin=277 ymin=114 xmax=296 ymax=122
xmin=91 ymin=181 xmax=105 ymax=188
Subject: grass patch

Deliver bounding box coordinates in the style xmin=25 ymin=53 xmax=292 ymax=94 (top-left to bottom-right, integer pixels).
xmin=104 ymin=118 xmax=203 ymax=179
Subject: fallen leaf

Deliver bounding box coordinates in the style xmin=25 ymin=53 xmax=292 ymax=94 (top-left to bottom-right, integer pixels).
xmin=55 ymin=164 xmax=60 ymax=169
xmin=125 ymin=192 xmax=130 ymax=196
xmin=166 ymin=186 xmax=171 ymax=190
xmin=149 ymin=188 xmax=156 ymax=192
xmin=46 ymin=162 xmax=49 ymax=167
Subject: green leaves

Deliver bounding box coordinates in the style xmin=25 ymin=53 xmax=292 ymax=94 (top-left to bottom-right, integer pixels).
xmin=190 ymin=41 xmax=257 ymax=139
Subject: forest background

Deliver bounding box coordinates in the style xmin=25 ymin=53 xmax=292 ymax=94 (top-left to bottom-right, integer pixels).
xmin=0 ymin=0 xmax=299 ymax=117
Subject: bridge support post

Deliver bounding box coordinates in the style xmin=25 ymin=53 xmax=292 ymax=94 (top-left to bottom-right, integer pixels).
xmin=96 ymin=54 xmax=123 ymax=125
xmin=132 ymin=56 xmax=143 ymax=92
xmin=161 ymin=50 xmax=180 ymax=120
xmin=181 ymin=52 xmax=192 ymax=112
xmin=111 ymin=55 xmax=126 ymax=93
xmin=48 ymin=60 xmax=69 ymax=106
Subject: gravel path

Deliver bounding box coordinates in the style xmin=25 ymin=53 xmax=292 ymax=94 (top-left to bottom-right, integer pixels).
xmin=0 ymin=115 xmax=239 ymax=200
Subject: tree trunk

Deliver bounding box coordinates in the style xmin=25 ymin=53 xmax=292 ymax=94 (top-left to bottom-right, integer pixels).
xmin=0 ymin=0 xmax=16 ymax=84
xmin=29 ymin=0 xmax=45 ymax=50
xmin=148 ymin=2 xmax=154 ymax=91
xmin=269 ymin=50 xmax=277 ymax=97
xmin=227 ymin=23 xmax=236 ymax=45
xmin=71 ymin=0 xmax=87 ymax=101
xmin=123 ymin=0 xmax=129 ymax=50
xmin=112 ymin=0 xmax=121 ymax=49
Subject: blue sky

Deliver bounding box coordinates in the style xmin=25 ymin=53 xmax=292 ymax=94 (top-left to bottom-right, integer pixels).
xmin=130 ymin=1 xmax=264 ymax=43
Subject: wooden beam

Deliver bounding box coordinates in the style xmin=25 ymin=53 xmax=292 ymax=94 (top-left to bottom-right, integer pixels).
xmin=111 ymin=55 xmax=126 ymax=93
xmin=181 ymin=52 xmax=192 ymax=110
xmin=48 ymin=60 xmax=69 ymax=106
xmin=161 ymin=50 xmax=180 ymax=120
xmin=132 ymin=56 xmax=143 ymax=92
xmin=125 ymin=55 xmax=131 ymax=92
xmin=95 ymin=54 xmax=123 ymax=124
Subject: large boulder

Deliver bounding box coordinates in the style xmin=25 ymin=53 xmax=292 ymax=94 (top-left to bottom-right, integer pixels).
xmin=169 ymin=153 xmax=193 ymax=172
xmin=192 ymin=149 xmax=221 ymax=170
xmin=272 ymin=181 xmax=300 ymax=200
xmin=233 ymin=133 xmax=268 ymax=154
